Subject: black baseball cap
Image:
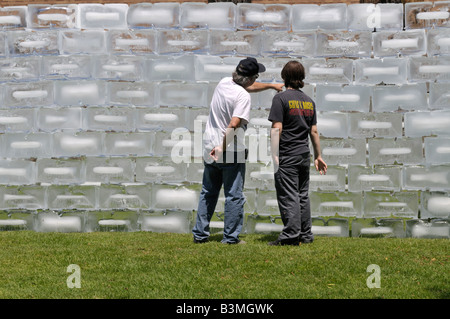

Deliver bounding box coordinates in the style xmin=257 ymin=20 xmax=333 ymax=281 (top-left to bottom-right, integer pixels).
xmin=236 ymin=57 xmax=266 ymax=77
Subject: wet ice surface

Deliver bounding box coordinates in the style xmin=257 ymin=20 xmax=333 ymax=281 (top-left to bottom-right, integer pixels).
xmin=0 ymin=2 xmax=448 ymax=238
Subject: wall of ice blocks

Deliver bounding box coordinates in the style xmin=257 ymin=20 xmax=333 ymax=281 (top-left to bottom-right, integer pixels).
xmin=0 ymin=2 xmax=449 ymax=238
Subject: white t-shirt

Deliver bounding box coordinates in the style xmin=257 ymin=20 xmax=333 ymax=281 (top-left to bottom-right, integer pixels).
xmin=203 ymin=77 xmax=251 ymax=162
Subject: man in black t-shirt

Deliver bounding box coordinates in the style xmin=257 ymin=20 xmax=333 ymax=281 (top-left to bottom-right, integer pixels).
xmin=268 ymin=60 xmax=327 ymax=246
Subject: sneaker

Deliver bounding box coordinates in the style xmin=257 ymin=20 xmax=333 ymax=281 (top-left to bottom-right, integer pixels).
xmin=268 ymin=238 xmax=299 ymax=246
xmin=299 ymin=238 xmax=313 ymax=244
xmin=222 ymin=240 xmax=246 ymax=245
xmin=193 ymin=237 xmax=209 ymax=244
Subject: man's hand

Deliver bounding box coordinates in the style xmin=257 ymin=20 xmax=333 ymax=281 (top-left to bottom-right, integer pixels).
xmin=210 ymin=146 xmax=223 ymax=162
xmin=273 ymin=83 xmax=284 ymax=92
xmin=314 ymin=157 xmax=327 ymax=175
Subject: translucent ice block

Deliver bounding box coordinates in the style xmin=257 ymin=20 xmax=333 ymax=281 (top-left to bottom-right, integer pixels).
xmin=4 ymin=81 xmax=53 ymax=107
xmin=0 ymin=6 xmax=27 ymax=30
xmin=83 ymin=107 xmax=135 ymax=132
xmin=292 ymin=4 xmax=347 ymax=31
xmin=98 ymin=184 xmax=150 ymax=210
xmin=59 ymin=30 xmax=107 ymax=55
xmin=349 ymin=112 xmax=403 ymax=138
xmin=304 ymin=58 xmax=353 ymax=84
xmin=256 ymin=190 xmax=279 ymax=216
xmin=420 ymin=191 xmax=450 ymax=219
xmin=408 ymin=57 xmax=450 ymax=82
xmin=310 ymin=191 xmax=363 ymax=217
xmin=320 ymin=138 xmax=366 ymax=165
xmin=158 ymin=82 xmax=208 ymax=108
xmin=108 ymin=81 xmax=155 ymax=107
xmin=108 ymin=30 xmax=157 ymax=55
xmin=348 ymin=165 xmax=402 ymax=192
xmin=262 ymin=31 xmax=315 ymax=58
xmin=363 ymin=191 xmax=419 ymax=218
xmin=316 ymin=31 xmax=372 ymax=58
xmin=26 ymin=4 xmax=77 ymax=29
xmin=0 ymin=32 xmax=6 ymax=57
xmin=309 ymin=165 xmax=346 ymax=191
xmin=373 ymin=29 xmax=426 ymax=57
xmin=315 ymin=84 xmax=371 ymax=112
xmin=245 ymin=162 xmax=275 ymax=191
xmin=427 ymin=28 xmax=450 ymax=56
xmin=368 ymin=137 xmax=424 ymax=165
xmin=405 ymin=1 xmax=450 ymax=29
xmin=136 ymin=107 xmax=185 ymax=132
xmin=54 ymin=80 xmax=106 ymax=106
xmin=47 ymin=185 xmax=96 ymax=210
xmin=127 ymin=2 xmax=180 ymax=29
xmin=237 ymin=3 xmax=291 ymax=31
xmin=37 ymin=107 xmax=81 ymax=132
xmin=424 ymin=137 xmax=450 ymax=164
xmin=53 ymin=132 xmax=104 ymax=157
xmin=355 ymin=58 xmax=408 ymax=85
xmin=135 ymin=156 xmax=187 ymax=184
xmin=256 ymin=57 xmax=290 ymax=83
xmin=407 ymin=219 xmax=450 ymax=239
xmin=0 ymin=57 xmax=40 ymax=82
xmin=372 ymin=83 xmax=427 ymax=112
xmin=404 ymin=111 xmax=450 ymax=137
xmin=158 ymin=29 xmax=208 ymax=55
xmin=146 ymin=55 xmax=195 ymax=82
xmin=36 ymin=158 xmax=84 ymax=185
xmin=78 ymin=3 xmax=128 ymax=30
xmin=92 ymin=55 xmax=144 ymax=81
xmin=347 ymin=3 xmax=377 ymax=31
xmin=352 ymin=218 xmax=405 ymax=238
xmin=317 ymin=112 xmax=348 ymax=138
xmin=139 ymin=211 xmax=191 ymax=234
xmin=0 ymin=186 xmax=46 ymax=210
xmin=85 ymin=157 xmax=133 ymax=184
xmin=429 ymin=83 xmax=450 ymax=109
xmin=0 ymin=108 xmax=35 ymax=133
xmin=403 ymin=165 xmax=450 ymax=191
xmin=195 ymin=56 xmax=241 ymax=82
xmin=377 ymin=4 xmax=404 ymax=31
xmin=181 ymin=2 xmax=236 ymax=30
xmin=0 ymin=159 xmax=35 ymax=185
xmin=8 ymin=30 xmax=58 ymax=56
xmin=3 ymin=132 xmax=52 ymax=159
xmin=152 ymin=185 xmax=198 ymax=210
xmin=153 ymin=130 xmax=192 ymax=158
xmin=210 ymin=30 xmax=261 ymax=57
xmin=41 ymin=55 xmax=92 ymax=80
xmin=104 ymin=132 xmax=152 ymax=156
xmin=36 ymin=212 xmax=83 ymax=233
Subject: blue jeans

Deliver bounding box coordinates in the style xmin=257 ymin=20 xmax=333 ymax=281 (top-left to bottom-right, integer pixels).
xmin=192 ymin=153 xmax=246 ymax=244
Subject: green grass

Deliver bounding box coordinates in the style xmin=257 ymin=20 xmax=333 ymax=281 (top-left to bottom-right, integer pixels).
xmin=0 ymin=231 xmax=448 ymax=299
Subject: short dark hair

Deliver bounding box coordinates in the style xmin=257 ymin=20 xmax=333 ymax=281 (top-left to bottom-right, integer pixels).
xmin=281 ymin=60 xmax=305 ymax=89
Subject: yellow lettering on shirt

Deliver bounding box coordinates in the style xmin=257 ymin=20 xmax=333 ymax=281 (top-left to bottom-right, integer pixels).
xmin=302 ymin=101 xmax=313 ymax=110
xmin=289 ymin=100 xmax=300 ymax=109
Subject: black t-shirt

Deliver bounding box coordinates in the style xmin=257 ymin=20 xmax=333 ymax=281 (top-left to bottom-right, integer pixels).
xmin=268 ymin=89 xmax=317 ymax=157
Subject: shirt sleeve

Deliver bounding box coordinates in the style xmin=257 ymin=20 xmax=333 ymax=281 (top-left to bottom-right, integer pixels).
xmin=232 ymin=90 xmax=251 ymax=125
xmin=268 ymin=93 xmax=284 ymax=123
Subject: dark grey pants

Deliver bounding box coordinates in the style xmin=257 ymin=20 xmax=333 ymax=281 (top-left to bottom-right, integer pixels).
xmin=274 ymin=152 xmax=314 ymax=244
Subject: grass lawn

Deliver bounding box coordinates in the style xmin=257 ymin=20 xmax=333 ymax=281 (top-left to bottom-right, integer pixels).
xmin=0 ymin=231 xmax=448 ymax=300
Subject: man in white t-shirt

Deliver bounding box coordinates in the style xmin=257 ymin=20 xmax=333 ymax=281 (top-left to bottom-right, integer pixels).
xmin=193 ymin=57 xmax=284 ymax=244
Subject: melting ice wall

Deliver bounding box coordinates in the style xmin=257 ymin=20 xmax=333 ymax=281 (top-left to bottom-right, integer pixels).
xmin=0 ymin=2 xmax=449 ymax=238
